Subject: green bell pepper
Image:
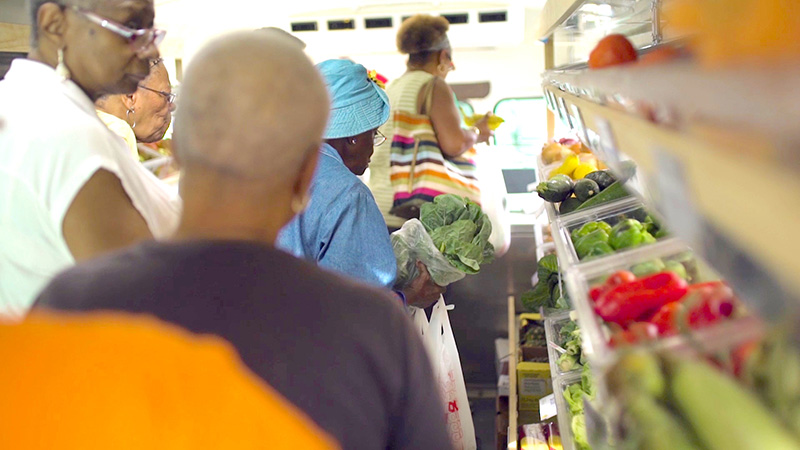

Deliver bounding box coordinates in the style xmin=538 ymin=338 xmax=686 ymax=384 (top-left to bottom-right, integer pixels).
xmin=571 ymin=221 xmax=612 ymax=242
xmin=609 ymin=219 xmax=646 ymax=250
xmin=574 ymin=229 xmax=610 ymax=259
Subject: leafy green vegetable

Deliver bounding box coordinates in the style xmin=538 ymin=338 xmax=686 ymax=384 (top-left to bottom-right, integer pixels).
xmin=521 ymin=254 xmax=570 ymax=311
xmin=559 ymin=353 xmax=580 ymax=372
xmin=537 ymin=254 xmax=559 ymax=281
xmin=572 ymin=414 xmax=590 ymax=450
xmin=521 ymin=282 xmax=550 ymax=312
xmin=419 ymin=195 xmax=495 ymax=274
xmin=564 ymin=384 xmax=585 ymax=415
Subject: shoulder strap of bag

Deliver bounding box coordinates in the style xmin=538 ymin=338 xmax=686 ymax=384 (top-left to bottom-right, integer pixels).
xmin=418 ymin=77 xmax=438 ymax=116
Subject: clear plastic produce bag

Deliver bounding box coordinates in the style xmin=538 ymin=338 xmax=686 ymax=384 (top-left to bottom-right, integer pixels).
xmin=391 ymin=219 xmax=466 ymax=288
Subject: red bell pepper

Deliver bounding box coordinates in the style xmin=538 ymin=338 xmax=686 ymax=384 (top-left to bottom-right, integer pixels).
xmin=595 ymin=272 xmax=688 ymax=326
xmin=645 ymin=280 xmax=736 ymax=335
xmin=647 ymin=301 xmax=684 ymax=335
xmin=589 ymin=271 xmax=637 ymax=303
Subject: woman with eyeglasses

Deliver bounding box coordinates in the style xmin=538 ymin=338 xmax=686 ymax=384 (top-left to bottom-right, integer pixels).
xmin=0 ymin=0 xmax=179 ymax=318
xmin=277 ymin=59 xmax=444 ymax=308
xmin=95 ymin=59 xmax=176 ymax=160
xmin=277 ymin=59 xmax=399 ymax=292
xmin=367 ymin=14 xmax=494 ymax=232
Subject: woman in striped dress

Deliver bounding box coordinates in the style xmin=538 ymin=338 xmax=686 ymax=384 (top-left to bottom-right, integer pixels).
xmin=367 ymin=14 xmax=494 ymax=231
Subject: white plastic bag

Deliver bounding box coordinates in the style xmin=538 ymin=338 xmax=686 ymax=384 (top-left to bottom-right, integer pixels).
xmin=391 ymin=219 xmax=466 ymax=288
xmin=409 ymin=297 xmax=476 ymax=450
xmin=473 ymin=148 xmax=510 ymax=258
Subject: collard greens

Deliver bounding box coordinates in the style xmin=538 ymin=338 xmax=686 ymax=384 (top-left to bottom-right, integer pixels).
xmin=419 ymin=195 xmax=495 ymax=274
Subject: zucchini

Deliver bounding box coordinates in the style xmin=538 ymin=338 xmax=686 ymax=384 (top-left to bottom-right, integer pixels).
xmin=573 ymin=179 xmax=600 ymax=202
xmin=574 ymin=180 xmax=631 ymax=211
xmin=584 ymin=170 xmax=616 ymax=190
xmin=536 ymin=177 xmax=573 ymax=203
xmin=559 ymin=196 xmax=583 ymax=215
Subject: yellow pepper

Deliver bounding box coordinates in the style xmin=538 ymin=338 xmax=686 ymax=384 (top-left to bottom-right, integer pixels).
xmin=572 ymin=162 xmax=598 ymax=180
xmin=549 ymin=154 xmax=580 ymax=179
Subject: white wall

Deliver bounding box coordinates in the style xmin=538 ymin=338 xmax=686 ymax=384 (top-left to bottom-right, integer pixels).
xmin=155 ymin=1 xmax=547 ymax=110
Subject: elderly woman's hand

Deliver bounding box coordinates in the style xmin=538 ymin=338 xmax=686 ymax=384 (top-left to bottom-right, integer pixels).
xmin=474 ymin=112 xmax=494 ymax=144
xmin=402 ymin=261 xmax=447 ymax=309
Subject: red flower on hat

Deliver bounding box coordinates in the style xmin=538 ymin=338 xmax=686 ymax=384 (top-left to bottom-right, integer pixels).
xmin=367 ymin=70 xmax=388 ymax=89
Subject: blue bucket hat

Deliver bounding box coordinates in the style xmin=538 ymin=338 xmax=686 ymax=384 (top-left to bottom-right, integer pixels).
xmin=317 ymin=59 xmax=391 ymax=139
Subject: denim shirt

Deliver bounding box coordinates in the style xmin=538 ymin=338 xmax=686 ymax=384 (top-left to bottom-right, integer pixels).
xmin=277 ymin=144 xmax=397 ymax=289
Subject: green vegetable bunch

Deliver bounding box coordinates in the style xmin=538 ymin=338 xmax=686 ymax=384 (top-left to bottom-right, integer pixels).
xmin=419 ymin=195 xmax=495 ymax=274
xmin=557 ymin=320 xmax=585 ymax=372
xmin=521 ymin=254 xmax=570 ymax=311
xmin=564 ymin=365 xmax=597 ymax=450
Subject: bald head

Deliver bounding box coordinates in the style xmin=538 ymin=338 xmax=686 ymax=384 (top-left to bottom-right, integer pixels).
xmin=173 ymin=31 xmax=328 ymax=184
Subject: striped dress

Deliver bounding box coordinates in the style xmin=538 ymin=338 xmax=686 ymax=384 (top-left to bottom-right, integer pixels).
xmin=368 ymin=71 xmax=435 ymax=229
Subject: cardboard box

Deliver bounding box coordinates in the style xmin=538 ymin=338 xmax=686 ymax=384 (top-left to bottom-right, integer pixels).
xmin=517 ymin=313 xmax=553 ymax=416
xmin=517 ymin=361 xmax=553 ymax=414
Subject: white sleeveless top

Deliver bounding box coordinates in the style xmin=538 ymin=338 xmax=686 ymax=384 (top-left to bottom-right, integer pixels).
xmin=0 ymin=59 xmax=180 ymax=318
xmin=368 ymin=71 xmax=434 ymax=229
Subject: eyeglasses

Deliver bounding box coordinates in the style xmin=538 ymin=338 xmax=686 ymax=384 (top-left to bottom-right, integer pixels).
xmin=373 ymin=130 xmax=387 ymax=146
xmin=138 ymin=84 xmax=176 ymax=104
xmin=70 ymin=6 xmax=166 ymax=56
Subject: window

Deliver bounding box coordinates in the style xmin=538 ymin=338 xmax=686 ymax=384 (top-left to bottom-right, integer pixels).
xmin=441 ymin=13 xmax=468 ymax=24
xmin=290 ymin=22 xmax=317 ymax=32
xmin=479 ymin=11 xmax=507 ymax=23
xmin=328 ymin=19 xmax=355 ymax=31
xmin=492 ymin=97 xmax=570 ymax=147
xmin=365 ymin=17 xmax=393 ymax=29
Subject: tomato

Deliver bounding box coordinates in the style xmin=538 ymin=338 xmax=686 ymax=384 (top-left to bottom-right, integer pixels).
xmin=588 ymin=34 xmax=638 ymax=69
xmin=607 ymin=271 xmax=637 ymax=287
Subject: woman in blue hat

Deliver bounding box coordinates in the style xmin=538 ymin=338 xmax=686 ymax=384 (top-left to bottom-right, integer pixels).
xmin=278 ymin=59 xmax=445 ymax=306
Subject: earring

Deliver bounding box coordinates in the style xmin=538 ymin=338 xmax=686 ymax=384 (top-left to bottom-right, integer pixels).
xmin=349 ymin=138 xmax=357 ymax=145
xmin=55 ymin=47 xmax=71 ymax=81
xmin=290 ymin=193 xmax=310 ymax=214
xmin=126 ymin=108 xmax=136 ymax=129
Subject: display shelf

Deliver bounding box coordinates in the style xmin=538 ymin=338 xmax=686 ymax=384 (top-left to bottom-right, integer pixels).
xmin=544 ymin=83 xmax=800 ymax=322
xmin=543 ymin=61 xmax=800 ymax=145
xmin=537 ymin=0 xmax=662 ymax=68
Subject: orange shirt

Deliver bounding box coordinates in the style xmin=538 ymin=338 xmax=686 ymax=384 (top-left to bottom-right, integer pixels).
xmin=0 ymin=312 xmax=339 ymax=450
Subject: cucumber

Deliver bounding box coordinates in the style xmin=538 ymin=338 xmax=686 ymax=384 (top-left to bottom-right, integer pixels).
xmin=536 ymin=178 xmax=573 ymax=203
xmin=559 ymin=196 xmax=583 ymax=215
xmin=574 ymin=180 xmax=631 ymax=211
xmin=573 ymin=178 xmax=600 ymax=202
xmin=670 ymin=358 xmax=800 ymax=450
